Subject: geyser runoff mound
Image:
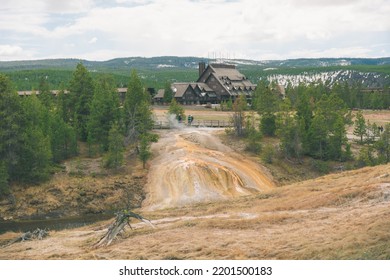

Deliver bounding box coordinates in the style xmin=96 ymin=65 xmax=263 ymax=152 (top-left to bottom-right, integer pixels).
xmin=143 ymin=128 xmax=275 ymax=210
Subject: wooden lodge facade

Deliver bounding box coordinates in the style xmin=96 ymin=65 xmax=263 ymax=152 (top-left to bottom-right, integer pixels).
xmin=154 ymin=62 xmax=257 ymax=105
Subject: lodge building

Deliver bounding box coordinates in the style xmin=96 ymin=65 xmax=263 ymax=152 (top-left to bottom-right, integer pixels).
xmin=154 ymin=62 xmax=257 ymax=105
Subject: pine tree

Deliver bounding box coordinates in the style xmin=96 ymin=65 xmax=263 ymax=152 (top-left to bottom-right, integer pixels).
xmin=56 ymin=84 xmax=72 ymax=123
xmin=0 ymin=74 xmax=24 ymax=189
xmin=260 ymin=114 xmax=277 ymax=136
xmin=306 ymin=93 xmax=349 ymax=160
xmin=375 ymin=123 xmax=390 ymax=164
xmin=168 ymin=98 xmax=185 ymax=120
xmin=308 ymin=114 xmax=328 ymax=159
xmin=139 ymin=133 xmax=158 ymax=169
xmin=163 ymin=82 xmax=173 ymax=103
xmin=253 ymin=80 xmax=279 ymax=114
xmin=17 ymin=95 xmax=52 ymax=183
xmin=231 ymin=94 xmax=247 ymax=137
xmin=104 ymin=123 xmax=125 ymax=169
xmin=353 ymin=110 xmax=367 ymax=144
xmin=328 ymin=115 xmax=347 ymax=161
xmin=0 ymin=161 xmax=9 ymax=196
xmin=123 ymin=70 xmax=153 ymax=143
xmin=38 ymin=76 xmax=53 ymax=108
xmin=227 ymin=98 xmax=233 ymax=111
xmin=278 ymin=114 xmax=304 ymax=161
xmin=296 ymin=89 xmax=313 ymax=131
xmin=18 ymin=126 xmax=52 ymax=183
xmin=244 ymin=111 xmax=262 ymax=153
xmin=69 ymin=63 xmax=95 ymax=141
xmin=87 ymin=75 xmax=120 ymax=154
xmin=365 ymin=121 xmax=380 ymax=144
xmin=253 ymin=80 xmax=279 ymax=136
xmin=49 ymin=112 xmax=77 ymax=162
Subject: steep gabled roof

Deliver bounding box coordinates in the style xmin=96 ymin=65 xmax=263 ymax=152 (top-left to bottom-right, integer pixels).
xmin=209 ymin=63 xmax=245 ymax=81
xmin=191 ymin=83 xmax=214 ymax=92
xmin=154 ymin=89 xmax=165 ymax=99
xmin=196 ymin=63 xmax=257 ymax=97
xmin=172 ymin=83 xmax=192 ymax=98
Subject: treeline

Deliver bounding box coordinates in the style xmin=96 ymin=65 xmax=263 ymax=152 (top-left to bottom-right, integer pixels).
xmin=289 ymin=82 xmax=390 ymax=110
xmin=242 ymin=64 xmax=390 ymax=76
xmin=283 ymin=81 xmax=390 ymax=110
xmin=4 ymin=69 xmax=129 ymax=91
xmin=4 ymin=68 xmax=199 ymax=92
xmin=231 ymin=80 xmax=390 ymax=169
xmin=353 ymin=111 xmax=390 ymax=167
xmin=0 ymin=63 xmax=155 ymax=196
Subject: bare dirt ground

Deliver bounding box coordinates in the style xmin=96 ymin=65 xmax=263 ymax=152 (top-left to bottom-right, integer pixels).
xmin=152 ymin=106 xmax=231 ymax=123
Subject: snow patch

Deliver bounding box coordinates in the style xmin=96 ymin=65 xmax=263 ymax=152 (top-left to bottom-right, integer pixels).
xmin=157 ymin=64 xmax=176 ymax=68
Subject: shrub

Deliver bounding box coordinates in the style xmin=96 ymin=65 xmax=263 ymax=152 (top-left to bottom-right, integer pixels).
xmin=310 ymin=159 xmax=330 ymax=174
xmin=260 ymin=114 xmax=276 ymax=136
xmin=262 ymin=144 xmax=275 ymax=164
xmin=356 ymin=146 xmax=376 ymax=168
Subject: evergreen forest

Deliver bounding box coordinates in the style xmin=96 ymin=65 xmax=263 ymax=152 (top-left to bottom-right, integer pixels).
xmin=0 ymin=63 xmax=155 ymax=196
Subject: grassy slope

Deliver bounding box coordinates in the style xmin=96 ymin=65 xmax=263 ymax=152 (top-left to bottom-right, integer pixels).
xmin=0 ymin=163 xmax=389 ymax=259
xmin=1 ymin=109 xmax=390 ymax=259
xmin=0 ymin=143 xmax=148 ymax=220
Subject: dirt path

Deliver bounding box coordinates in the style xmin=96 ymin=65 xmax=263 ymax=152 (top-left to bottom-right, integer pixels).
xmin=143 ymin=128 xmax=275 ymax=210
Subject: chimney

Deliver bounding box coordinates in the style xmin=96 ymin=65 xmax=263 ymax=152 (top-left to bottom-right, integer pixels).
xmin=199 ymin=62 xmax=206 ymax=78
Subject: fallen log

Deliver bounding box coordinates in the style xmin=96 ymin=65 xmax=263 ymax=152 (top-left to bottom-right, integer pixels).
xmin=1 ymin=228 xmax=49 ymax=248
xmin=95 ymin=210 xmax=154 ymax=247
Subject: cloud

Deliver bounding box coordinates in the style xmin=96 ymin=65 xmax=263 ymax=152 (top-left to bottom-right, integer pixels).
xmin=115 ymin=0 xmax=153 ymax=6
xmin=0 ymin=0 xmax=389 ymax=60
xmin=0 ymin=0 xmax=94 ymax=14
xmin=0 ymin=44 xmax=34 ymax=60
xmin=45 ymin=0 xmax=94 ymax=14
xmin=88 ymin=37 xmax=98 ymax=44
xmin=0 ymin=45 xmax=23 ymax=56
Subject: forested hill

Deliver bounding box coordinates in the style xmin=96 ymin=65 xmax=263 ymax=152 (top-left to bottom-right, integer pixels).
xmin=1 ymin=56 xmax=390 ymax=71
xmin=1 ymin=56 xmax=390 ymax=90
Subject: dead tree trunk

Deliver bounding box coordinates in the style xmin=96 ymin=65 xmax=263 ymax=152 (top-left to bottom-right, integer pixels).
xmin=95 ymin=210 xmax=154 ymax=247
xmin=1 ymin=228 xmax=49 ymax=248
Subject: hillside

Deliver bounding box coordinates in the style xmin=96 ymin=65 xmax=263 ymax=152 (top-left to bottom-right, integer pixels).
xmin=0 ymin=126 xmax=389 ymax=260
xmin=1 ymin=56 xmax=390 ymax=71
xmin=1 ymin=56 xmax=389 ymax=90
xmin=0 ymin=162 xmax=389 ymax=259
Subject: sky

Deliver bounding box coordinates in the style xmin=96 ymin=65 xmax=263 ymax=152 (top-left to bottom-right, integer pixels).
xmin=0 ymin=0 xmax=389 ymax=61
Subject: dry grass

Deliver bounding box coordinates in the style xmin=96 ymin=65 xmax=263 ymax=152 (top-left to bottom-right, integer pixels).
xmin=1 ymin=163 xmax=390 ymax=260
xmin=153 ymin=106 xmax=234 ymax=123
xmin=0 ymin=149 xmax=147 ymax=219
xmin=1 ymin=108 xmax=390 ymax=260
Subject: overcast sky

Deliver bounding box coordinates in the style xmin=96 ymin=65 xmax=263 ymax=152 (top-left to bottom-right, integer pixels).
xmin=0 ymin=0 xmax=389 ymax=61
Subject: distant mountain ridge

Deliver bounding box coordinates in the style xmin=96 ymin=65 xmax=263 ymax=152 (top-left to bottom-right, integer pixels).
xmin=1 ymin=56 xmax=389 ymax=90
xmin=1 ymin=56 xmax=390 ymax=71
